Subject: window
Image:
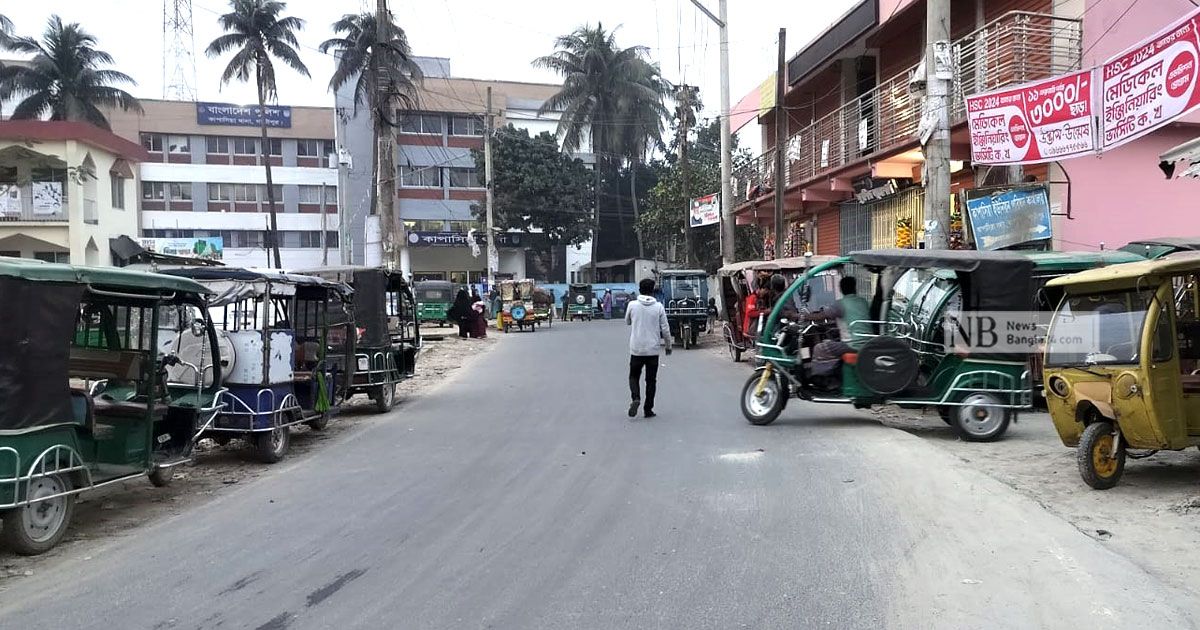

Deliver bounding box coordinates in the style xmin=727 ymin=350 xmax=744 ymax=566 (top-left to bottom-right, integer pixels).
xmin=448 ymin=167 xmax=482 ymax=188
xmin=325 ymin=231 xmax=338 ymax=248
xmin=256 ymin=184 xmax=284 ymax=202
xmin=167 ymin=182 xmax=191 ymax=201
xmin=141 ymin=133 xmax=164 ymax=152
xmin=142 ymin=181 xmax=166 ymax=200
xmin=226 ymin=230 xmax=265 ymax=248
xmin=231 ymin=184 xmax=257 ymax=202
xmin=450 ymin=116 xmax=485 ymax=136
xmin=298 ymin=231 xmax=323 ymax=248
xmin=167 ymin=135 xmax=190 ymax=154
xmin=0 ymin=251 xmax=19 ymax=258
xmin=449 ymin=221 xmax=480 ymax=233
xmin=110 ymin=175 xmax=126 ymax=209
xmin=266 ymin=138 xmax=282 ymax=156
xmin=208 ymin=183 xmax=233 ymax=201
xmin=33 ymin=251 xmax=70 ymax=263
xmin=298 ymin=185 xmax=324 ymax=204
xmin=233 ymin=137 xmax=257 ymax=155
xmin=400 ymin=113 xmax=443 ymax=134
xmin=297 ymin=139 xmax=334 ymax=157
xmin=206 ymin=136 xmax=230 ymax=154
xmin=400 ymin=166 xmax=442 ymax=188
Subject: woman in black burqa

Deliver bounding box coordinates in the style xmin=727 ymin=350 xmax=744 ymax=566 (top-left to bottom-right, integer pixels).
xmin=446 ymin=289 xmax=473 ymax=338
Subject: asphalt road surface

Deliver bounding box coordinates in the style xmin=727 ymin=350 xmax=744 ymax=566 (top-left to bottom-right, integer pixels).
xmin=1 ymin=320 xmax=1196 ymax=629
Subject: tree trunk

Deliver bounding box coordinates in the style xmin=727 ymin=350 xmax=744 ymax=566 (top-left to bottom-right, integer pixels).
xmin=591 ymin=160 xmax=600 ymax=282
xmin=257 ymin=68 xmax=282 ymax=269
xmin=630 ymin=156 xmax=644 ymax=259
xmin=614 ymin=163 xmax=625 ymax=251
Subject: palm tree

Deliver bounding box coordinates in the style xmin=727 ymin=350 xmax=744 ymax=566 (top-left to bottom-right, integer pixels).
xmin=618 ymin=59 xmax=670 ymax=258
xmin=206 ymin=0 xmax=309 ymax=269
xmin=534 ymin=24 xmax=666 ymax=275
xmin=0 ymin=16 xmax=141 ymax=129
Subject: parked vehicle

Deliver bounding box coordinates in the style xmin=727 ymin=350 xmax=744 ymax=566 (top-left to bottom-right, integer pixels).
xmin=531 ymin=288 xmax=553 ymax=327
xmin=295 ymin=266 xmax=420 ymax=412
xmin=1118 ymin=237 xmax=1200 ymax=259
xmin=0 ymin=259 xmax=226 ymax=554
xmin=567 ymin=283 xmax=594 ymax=321
xmin=657 ymin=269 xmax=709 ymax=349
xmin=717 ymin=256 xmax=838 ymax=361
xmin=1043 ymin=252 xmax=1200 ymax=488
xmin=415 ymin=280 xmax=454 ymax=327
xmin=499 ymin=279 xmax=537 ymax=333
xmin=162 ymin=268 xmax=354 ymax=463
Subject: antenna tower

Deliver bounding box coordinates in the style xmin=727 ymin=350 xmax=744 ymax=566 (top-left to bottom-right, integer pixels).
xmin=163 ymin=0 xmax=198 ymax=101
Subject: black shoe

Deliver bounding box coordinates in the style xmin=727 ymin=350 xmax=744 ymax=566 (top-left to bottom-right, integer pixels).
xmin=628 ymin=400 xmax=640 ymax=417
xmin=644 ymin=411 xmax=656 ymax=418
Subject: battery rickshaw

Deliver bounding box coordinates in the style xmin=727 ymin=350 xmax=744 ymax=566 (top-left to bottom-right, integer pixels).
xmin=296 ymin=266 xmax=421 ymax=412
xmin=657 ymin=269 xmax=709 ymax=349
xmin=567 ymin=283 xmax=594 ymax=321
xmin=740 ymin=250 xmax=1037 ymax=441
xmin=0 ymin=259 xmax=226 ymax=554
xmin=499 ymin=279 xmax=537 ymax=333
xmin=415 ymin=280 xmax=454 ymax=326
xmin=717 ymin=256 xmax=838 ymax=362
xmin=531 ymin=287 xmax=554 ymax=327
xmin=1042 ymin=252 xmax=1200 ymax=489
xmin=163 ymin=268 xmax=354 ymax=463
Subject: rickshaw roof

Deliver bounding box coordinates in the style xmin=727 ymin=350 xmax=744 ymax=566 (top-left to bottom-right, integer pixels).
xmin=292 ymin=265 xmax=409 ymax=287
xmin=659 ymin=269 xmax=707 ymax=276
xmin=849 ymin=248 xmax=1034 ymax=271
xmin=1046 ymin=251 xmax=1200 ymax=288
xmin=1023 ymin=250 xmax=1145 ymax=271
xmin=718 ymin=255 xmax=839 ymax=275
xmin=570 ymin=283 xmax=592 ymax=289
xmin=415 ymin=280 xmax=454 ymax=288
xmin=0 ymin=257 xmax=212 ymax=295
xmin=161 ymin=266 xmax=353 ymax=296
xmin=1121 ymin=237 xmax=1200 ymax=250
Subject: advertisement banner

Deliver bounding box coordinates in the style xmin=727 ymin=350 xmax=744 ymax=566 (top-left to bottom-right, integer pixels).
xmin=1099 ymin=7 xmax=1200 ymax=150
xmin=406 ymin=231 xmax=525 ymax=248
xmin=139 ymin=237 xmax=224 ymax=260
xmin=964 ymin=186 xmax=1052 ymax=251
xmin=966 ymin=70 xmax=1095 ymax=164
xmin=196 ymin=102 xmax=293 ymax=128
xmin=689 ymin=193 xmax=720 ymax=228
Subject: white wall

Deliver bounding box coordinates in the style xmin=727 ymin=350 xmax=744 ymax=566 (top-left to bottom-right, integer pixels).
xmin=142 ymin=210 xmax=340 ymax=231
xmin=221 ymin=247 xmax=336 ymax=270
xmin=140 ymin=163 xmax=337 ymax=185
xmin=566 ymin=239 xmax=592 ymax=282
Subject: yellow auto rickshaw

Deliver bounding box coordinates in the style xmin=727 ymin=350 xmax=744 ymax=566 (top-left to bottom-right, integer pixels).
xmin=498 ymin=279 xmax=537 ymax=333
xmin=1043 ymin=252 xmax=1200 ymax=489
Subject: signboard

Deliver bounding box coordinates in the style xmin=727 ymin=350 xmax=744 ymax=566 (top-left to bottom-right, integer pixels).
xmin=964 ymin=186 xmax=1052 ymax=251
xmin=689 ymin=193 xmax=719 ymax=228
xmin=139 ymin=237 xmax=224 ymax=260
xmin=406 ymin=231 xmax=524 ymax=248
xmin=31 ymin=182 xmax=63 ymax=215
xmin=0 ymin=184 xmax=19 ymax=216
xmin=1099 ymin=7 xmax=1200 ymax=150
xmin=197 ymin=102 xmax=293 ymax=128
xmin=966 ymin=70 xmax=1095 ymax=164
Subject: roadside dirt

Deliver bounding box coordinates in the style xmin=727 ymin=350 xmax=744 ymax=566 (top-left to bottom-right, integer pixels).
xmin=0 ymin=331 xmax=497 ymax=587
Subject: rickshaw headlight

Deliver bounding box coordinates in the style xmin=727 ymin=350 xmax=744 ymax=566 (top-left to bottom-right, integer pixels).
xmin=357 ymin=356 xmax=370 ymax=371
xmin=1047 ymin=375 xmax=1070 ymax=398
xmin=1114 ymin=372 xmax=1139 ymax=399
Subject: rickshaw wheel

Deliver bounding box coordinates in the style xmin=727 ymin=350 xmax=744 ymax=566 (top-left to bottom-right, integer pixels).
xmin=1077 ymin=421 xmax=1126 ymax=490
xmin=306 ymin=412 xmax=331 ymax=431
xmin=1 ymin=474 xmax=75 ymax=555
xmin=741 ymin=371 xmax=785 ymax=426
xmin=148 ymin=466 xmax=174 ymax=487
xmin=950 ymin=393 xmax=1012 ymax=442
xmin=373 ymin=383 xmax=396 ymax=413
xmin=254 ymin=424 xmax=291 ymax=464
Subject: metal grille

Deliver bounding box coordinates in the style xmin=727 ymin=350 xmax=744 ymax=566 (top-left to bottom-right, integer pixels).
xmin=869 ymin=187 xmax=925 ymax=249
xmin=839 ymin=201 xmax=872 ymax=255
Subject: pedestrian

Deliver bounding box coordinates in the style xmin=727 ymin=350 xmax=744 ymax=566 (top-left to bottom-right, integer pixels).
xmin=707 ymin=297 xmax=718 ymax=334
xmin=625 ymin=277 xmax=672 ymax=418
xmin=470 ymin=293 xmax=488 ymax=338
xmin=446 ymin=289 xmax=473 ymax=338
xmin=602 ymin=289 xmax=613 ymax=320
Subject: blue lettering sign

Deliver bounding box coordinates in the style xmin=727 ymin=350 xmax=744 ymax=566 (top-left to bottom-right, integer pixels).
xmin=196 ymin=102 xmax=293 ymax=128
xmin=965 ymin=186 xmax=1052 ymax=251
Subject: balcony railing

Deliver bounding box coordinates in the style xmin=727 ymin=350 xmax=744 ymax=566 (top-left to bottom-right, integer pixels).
xmin=734 ymin=11 xmax=1083 ymax=205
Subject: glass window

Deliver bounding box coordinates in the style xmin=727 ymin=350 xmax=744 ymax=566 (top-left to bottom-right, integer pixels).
xmin=298 ymin=231 xmax=323 ymax=248
xmin=142 ymin=181 xmax=165 ymax=200
xmin=400 ymin=113 xmax=443 ymax=134
xmin=450 ymin=116 xmax=484 ymax=136
xmin=298 ymin=185 xmax=323 ymax=204
xmin=110 ymin=175 xmax=125 ymax=209
xmin=256 ymin=184 xmax=284 ymax=202
xmin=412 ymin=219 xmax=445 ymax=231
xmin=233 ymin=137 xmax=257 ymax=155
xmin=141 ymin=133 xmax=164 ymax=152
xmin=208 ymin=183 xmax=232 ymax=201
xmin=1046 ymin=290 xmax=1153 ymax=366
xmin=206 ymin=136 xmax=229 ymax=154
xmin=449 ymin=221 xmax=480 ymax=233
xmin=399 ymin=166 xmax=442 ymax=188
xmin=232 ymin=184 xmax=256 ymax=202
xmin=297 ymin=139 xmax=332 ymax=157
xmin=167 ymin=135 xmax=190 ymax=154
xmin=167 ymin=182 xmax=191 ymax=201
xmin=266 ymin=138 xmax=282 ymax=156
xmin=448 ymin=167 xmax=481 ymax=188
xmin=325 ymin=231 xmax=338 ymax=248
xmin=33 ymin=251 xmax=70 ymax=263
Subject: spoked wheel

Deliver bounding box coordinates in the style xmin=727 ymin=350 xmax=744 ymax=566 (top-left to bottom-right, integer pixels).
xmin=1077 ymin=421 xmax=1126 ymax=489
xmin=1 ymin=473 xmax=75 ymax=555
xmin=148 ymin=466 xmax=174 ymax=487
xmin=723 ymin=325 xmax=744 ymax=362
xmin=254 ymin=422 xmax=291 ymax=464
xmin=373 ymin=383 xmax=396 ymax=413
xmin=741 ymin=370 xmax=786 ymax=426
xmin=950 ymin=393 xmax=1012 ymax=442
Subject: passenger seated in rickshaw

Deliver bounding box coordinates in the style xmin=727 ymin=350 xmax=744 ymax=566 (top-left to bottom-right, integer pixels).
xmin=802 ymin=277 xmax=872 ymax=376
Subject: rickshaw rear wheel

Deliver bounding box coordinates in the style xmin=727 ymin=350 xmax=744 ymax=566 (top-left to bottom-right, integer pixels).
xmin=1 ymin=473 xmax=75 ymax=556
xmin=950 ymin=393 xmax=1012 ymax=442
xmin=254 ymin=424 xmax=291 ymax=464
xmin=741 ymin=371 xmax=786 ymax=426
xmin=148 ymin=466 xmax=174 ymax=487
xmin=1077 ymin=421 xmax=1126 ymax=490
xmin=373 ymin=383 xmax=396 ymax=413
xmin=306 ymin=412 xmax=331 ymax=431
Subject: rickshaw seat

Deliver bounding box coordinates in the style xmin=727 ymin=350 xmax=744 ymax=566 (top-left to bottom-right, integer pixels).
xmin=293 ymin=371 xmax=313 ymax=383
xmin=842 ymin=353 xmax=859 ymax=365
xmin=1181 ymin=374 xmax=1200 ymax=395
xmin=68 ymin=348 xmax=144 ymax=381
xmin=91 ymin=395 xmax=168 ymax=421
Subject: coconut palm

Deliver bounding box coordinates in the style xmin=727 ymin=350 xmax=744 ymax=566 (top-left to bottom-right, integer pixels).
xmin=534 ymin=24 xmax=666 ymax=272
xmin=0 ymin=16 xmax=142 ymax=129
xmin=206 ymin=0 xmax=310 ymax=269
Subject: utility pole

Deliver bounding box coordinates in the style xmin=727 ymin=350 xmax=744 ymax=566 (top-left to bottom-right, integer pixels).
xmin=335 ymin=107 xmax=352 ymax=264
xmin=773 ymin=28 xmax=786 ymax=260
xmin=320 ymin=181 xmax=329 ymax=265
xmin=484 ymin=86 xmax=497 ymax=290
xmin=688 ymin=0 xmax=735 ymax=265
xmin=375 ymin=0 xmax=398 ymax=269
xmin=677 ymin=85 xmax=696 ymax=267
xmin=923 ymin=0 xmax=951 ymax=249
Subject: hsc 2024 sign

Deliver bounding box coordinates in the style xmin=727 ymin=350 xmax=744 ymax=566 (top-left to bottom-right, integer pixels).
xmin=966 ymin=70 xmax=1095 ymax=165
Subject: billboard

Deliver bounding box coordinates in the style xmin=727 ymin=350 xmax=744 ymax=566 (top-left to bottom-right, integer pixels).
xmin=1099 ymin=6 xmax=1200 ymax=150
xmin=406 ymin=231 xmax=525 ymax=248
xmin=196 ymin=102 xmax=293 ymax=128
xmin=965 ymin=70 xmax=1096 ymax=165
xmin=139 ymin=237 xmax=224 ymax=260
xmin=964 ymin=186 xmax=1052 ymax=251
xmin=689 ymin=193 xmax=720 ymax=228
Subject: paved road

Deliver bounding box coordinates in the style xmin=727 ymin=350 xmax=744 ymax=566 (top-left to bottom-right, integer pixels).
xmin=1 ymin=320 xmax=1196 ymax=629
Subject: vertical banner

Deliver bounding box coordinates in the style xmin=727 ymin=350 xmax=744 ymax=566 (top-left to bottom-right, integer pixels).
xmin=689 ymin=193 xmax=720 ymax=228
xmin=1100 ymin=7 xmax=1200 ymax=150
xmin=965 ymin=70 xmax=1095 ymax=164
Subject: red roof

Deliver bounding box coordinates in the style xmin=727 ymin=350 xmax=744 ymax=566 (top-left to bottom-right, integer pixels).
xmin=0 ymin=120 xmax=149 ymax=161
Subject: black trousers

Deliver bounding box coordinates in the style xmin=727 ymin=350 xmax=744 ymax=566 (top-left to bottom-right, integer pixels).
xmin=629 ymin=355 xmax=659 ymax=411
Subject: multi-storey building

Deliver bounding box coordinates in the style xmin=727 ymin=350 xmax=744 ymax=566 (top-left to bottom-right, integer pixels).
xmin=732 ymin=0 xmax=1200 ymax=255
xmin=338 ymin=57 xmax=592 ymax=285
xmin=106 ymin=99 xmax=340 ymax=269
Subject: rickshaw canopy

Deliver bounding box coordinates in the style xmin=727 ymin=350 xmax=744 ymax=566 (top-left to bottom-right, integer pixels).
xmin=0 ymin=257 xmax=211 ymax=295
xmin=162 ymin=267 xmax=353 ymax=304
xmin=294 ymin=266 xmax=411 ymax=347
xmin=1045 ymin=250 xmax=1200 ymax=291
xmin=849 ymin=249 xmax=1036 ymax=312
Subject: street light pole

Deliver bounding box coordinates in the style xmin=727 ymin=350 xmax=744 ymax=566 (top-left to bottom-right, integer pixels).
xmin=484 ymin=86 xmax=497 ymax=289
xmin=687 ymin=0 xmax=734 ymax=265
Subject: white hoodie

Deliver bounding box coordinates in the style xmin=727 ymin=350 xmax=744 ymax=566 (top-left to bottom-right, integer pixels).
xmin=625 ymin=294 xmax=671 ymax=356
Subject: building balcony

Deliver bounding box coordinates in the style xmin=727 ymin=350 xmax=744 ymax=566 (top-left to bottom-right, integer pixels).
xmin=0 ymin=205 xmax=68 ymax=223
xmin=733 ymin=11 xmax=1082 ymax=208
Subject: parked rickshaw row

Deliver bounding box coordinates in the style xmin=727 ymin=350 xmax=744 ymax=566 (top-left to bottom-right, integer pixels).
xmin=0 ymin=259 xmax=420 ymax=555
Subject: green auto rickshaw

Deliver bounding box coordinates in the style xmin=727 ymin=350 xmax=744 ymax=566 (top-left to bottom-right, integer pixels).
xmin=567 ymin=283 xmax=593 ymax=321
xmin=415 ymin=280 xmax=454 ymax=327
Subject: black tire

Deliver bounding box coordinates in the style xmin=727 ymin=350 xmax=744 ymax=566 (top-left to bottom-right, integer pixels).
xmin=0 ymin=473 xmax=75 ymax=555
xmin=690 ymin=327 xmax=699 ymax=348
xmin=254 ymin=425 xmax=290 ymax=464
xmin=148 ymin=466 xmax=174 ymax=487
xmin=373 ymin=383 xmax=396 ymax=413
xmin=741 ymin=370 xmax=786 ymax=426
xmin=938 ymin=406 xmax=953 ymax=425
xmin=306 ymin=412 xmax=330 ymax=431
xmin=949 ymin=393 xmax=1012 ymax=442
xmin=1077 ymin=421 xmax=1126 ymax=490
xmin=734 ymin=347 xmax=743 ymax=362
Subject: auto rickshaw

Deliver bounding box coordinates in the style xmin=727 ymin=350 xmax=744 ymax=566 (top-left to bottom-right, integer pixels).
xmin=657 ymin=269 xmax=709 ymax=349
xmin=0 ymin=259 xmax=226 ymax=554
xmin=295 ymin=266 xmax=421 ymax=412
xmin=531 ymin=288 xmax=554 ymax=327
xmin=1043 ymin=252 xmax=1200 ymax=489
xmin=499 ymin=279 xmax=537 ymax=333
xmin=717 ymin=256 xmax=839 ymax=362
xmin=567 ymin=283 xmax=594 ymax=321
xmin=414 ymin=280 xmax=454 ymax=327
xmin=162 ymin=268 xmax=354 ymax=463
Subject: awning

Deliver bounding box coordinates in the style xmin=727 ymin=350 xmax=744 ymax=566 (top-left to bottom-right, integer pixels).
xmin=1159 ymin=136 xmax=1200 ymax=178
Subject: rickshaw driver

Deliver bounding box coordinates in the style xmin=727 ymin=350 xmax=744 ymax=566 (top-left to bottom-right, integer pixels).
xmin=802 ymin=276 xmax=872 ymax=363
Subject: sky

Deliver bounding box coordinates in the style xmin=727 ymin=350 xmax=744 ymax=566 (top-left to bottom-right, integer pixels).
xmin=3 ymin=0 xmax=859 ymax=149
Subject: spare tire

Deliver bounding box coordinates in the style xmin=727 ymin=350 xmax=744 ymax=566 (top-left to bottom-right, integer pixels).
xmin=854 ymin=336 xmax=919 ymax=395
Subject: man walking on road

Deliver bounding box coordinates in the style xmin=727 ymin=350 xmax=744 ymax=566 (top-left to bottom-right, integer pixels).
xmin=626 ymin=278 xmax=672 ymax=418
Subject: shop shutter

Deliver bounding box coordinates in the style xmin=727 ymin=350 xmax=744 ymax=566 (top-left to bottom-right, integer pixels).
xmin=869 ymin=186 xmax=925 ymax=249
xmin=815 ymin=211 xmax=841 ymax=256
xmin=839 ymin=201 xmax=872 ymax=255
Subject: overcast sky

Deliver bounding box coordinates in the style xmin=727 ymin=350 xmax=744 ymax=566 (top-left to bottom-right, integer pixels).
xmin=4 ymin=0 xmax=857 ymax=146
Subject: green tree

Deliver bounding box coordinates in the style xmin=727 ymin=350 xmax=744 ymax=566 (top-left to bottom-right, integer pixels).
xmin=0 ymin=16 xmax=141 ymax=129
xmin=472 ymin=126 xmax=593 ymax=246
xmin=206 ymin=0 xmax=309 ymax=269
xmin=618 ymin=58 xmax=670 ymax=258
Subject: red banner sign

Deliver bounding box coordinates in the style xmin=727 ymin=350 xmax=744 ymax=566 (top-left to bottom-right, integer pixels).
xmin=966 ymin=70 xmax=1096 ymax=165
xmin=1100 ymin=7 xmax=1200 ymax=150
